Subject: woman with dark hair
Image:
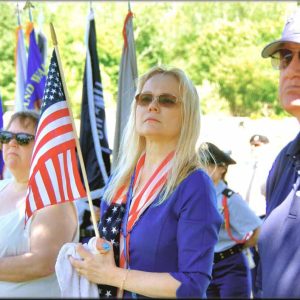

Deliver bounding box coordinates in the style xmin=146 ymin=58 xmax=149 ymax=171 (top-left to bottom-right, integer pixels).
xmin=201 ymin=142 xmax=262 ymax=299
xmin=0 ymin=111 xmax=78 ymax=297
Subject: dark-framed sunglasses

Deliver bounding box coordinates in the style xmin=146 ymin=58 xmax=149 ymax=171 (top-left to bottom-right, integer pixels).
xmin=0 ymin=131 xmax=35 ymax=146
xmin=135 ymin=93 xmax=179 ymax=108
xmin=271 ymin=48 xmax=300 ymax=70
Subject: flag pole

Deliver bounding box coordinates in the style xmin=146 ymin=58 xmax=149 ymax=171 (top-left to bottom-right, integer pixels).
xmin=16 ymin=3 xmax=21 ymax=26
xmin=50 ymin=23 xmax=100 ymax=238
xmin=24 ymin=0 xmax=34 ymax=22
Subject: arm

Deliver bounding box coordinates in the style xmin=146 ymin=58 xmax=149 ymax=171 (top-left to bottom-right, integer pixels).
xmin=71 ymin=244 xmax=180 ymax=298
xmin=170 ymin=171 xmax=222 ymax=297
xmin=228 ymin=193 xmax=262 ymax=244
xmin=0 ymin=202 xmax=77 ymax=282
xmin=243 ymin=227 xmax=261 ymax=248
xmin=71 ymin=170 xmax=222 ymax=298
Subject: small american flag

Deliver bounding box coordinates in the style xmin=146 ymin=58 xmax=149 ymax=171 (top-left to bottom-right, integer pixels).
xmin=25 ymin=49 xmax=86 ymax=223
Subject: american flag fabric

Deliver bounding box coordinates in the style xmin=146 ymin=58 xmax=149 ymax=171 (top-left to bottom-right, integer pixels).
xmin=119 ymin=151 xmax=175 ymax=270
xmin=25 ymin=49 xmax=86 ymax=223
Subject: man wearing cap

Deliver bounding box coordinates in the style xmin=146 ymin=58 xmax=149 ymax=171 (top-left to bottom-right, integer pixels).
xmin=200 ymin=142 xmax=262 ymax=298
xmin=257 ymin=8 xmax=300 ymax=298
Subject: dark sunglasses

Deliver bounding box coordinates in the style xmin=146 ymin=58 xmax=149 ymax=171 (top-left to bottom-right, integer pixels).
xmin=0 ymin=131 xmax=35 ymax=146
xmin=135 ymin=93 xmax=179 ymax=108
xmin=271 ymin=48 xmax=300 ymax=70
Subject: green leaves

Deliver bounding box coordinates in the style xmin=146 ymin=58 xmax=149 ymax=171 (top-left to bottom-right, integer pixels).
xmin=0 ymin=2 xmax=295 ymax=117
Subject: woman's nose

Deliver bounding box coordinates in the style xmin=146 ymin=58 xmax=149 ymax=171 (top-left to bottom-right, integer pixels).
xmin=148 ymin=97 xmax=159 ymax=111
xmin=8 ymin=137 xmax=18 ymax=147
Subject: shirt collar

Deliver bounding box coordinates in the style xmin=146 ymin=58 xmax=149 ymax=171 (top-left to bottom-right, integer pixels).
xmin=215 ymin=180 xmax=227 ymax=196
xmin=286 ymin=131 xmax=300 ymax=157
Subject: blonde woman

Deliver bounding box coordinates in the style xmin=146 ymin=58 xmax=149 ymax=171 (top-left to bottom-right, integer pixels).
xmin=70 ymin=66 xmax=222 ymax=298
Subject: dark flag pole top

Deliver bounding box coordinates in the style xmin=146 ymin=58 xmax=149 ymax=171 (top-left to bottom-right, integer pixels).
xmin=24 ymin=0 xmax=34 ymax=22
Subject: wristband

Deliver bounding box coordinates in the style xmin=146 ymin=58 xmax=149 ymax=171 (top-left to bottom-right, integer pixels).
xmin=120 ymin=269 xmax=130 ymax=291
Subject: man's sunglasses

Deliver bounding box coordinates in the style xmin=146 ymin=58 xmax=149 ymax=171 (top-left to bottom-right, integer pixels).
xmin=271 ymin=48 xmax=300 ymax=70
xmin=0 ymin=131 xmax=35 ymax=146
xmin=135 ymin=93 xmax=180 ymax=108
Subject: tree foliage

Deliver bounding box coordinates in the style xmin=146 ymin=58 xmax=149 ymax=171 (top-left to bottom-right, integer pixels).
xmin=0 ymin=1 xmax=297 ymax=118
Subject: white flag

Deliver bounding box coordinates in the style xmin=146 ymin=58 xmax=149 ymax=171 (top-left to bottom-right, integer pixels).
xmin=112 ymin=9 xmax=138 ymax=167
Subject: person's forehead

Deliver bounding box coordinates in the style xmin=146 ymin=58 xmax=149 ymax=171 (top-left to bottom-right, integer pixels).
xmin=8 ymin=118 xmax=35 ymax=132
xmin=142 ymin=73 xmax=180 ymax=94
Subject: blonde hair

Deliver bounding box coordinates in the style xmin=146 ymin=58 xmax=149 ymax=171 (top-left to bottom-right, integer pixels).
xmin=104 ymin=65 xmax=203 ymax=204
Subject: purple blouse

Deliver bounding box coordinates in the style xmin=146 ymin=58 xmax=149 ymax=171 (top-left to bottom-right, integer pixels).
xmin=101 ymin=169 xmax=222 ymax=298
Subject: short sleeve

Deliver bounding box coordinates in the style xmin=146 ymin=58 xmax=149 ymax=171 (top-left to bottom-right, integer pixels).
xmin=228 ymin=193 xmax=262 ymax=237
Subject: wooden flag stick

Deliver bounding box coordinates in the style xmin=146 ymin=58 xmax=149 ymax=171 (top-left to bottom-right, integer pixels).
xmin=49 ymin=23 xmax=100 ymax=238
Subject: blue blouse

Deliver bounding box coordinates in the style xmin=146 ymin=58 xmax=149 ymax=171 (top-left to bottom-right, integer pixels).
xmin=101 ymin=169 xmax=222 ymax=298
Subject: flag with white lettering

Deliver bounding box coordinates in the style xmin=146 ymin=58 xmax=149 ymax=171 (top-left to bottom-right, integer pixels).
xmin=80 ymin=8 xmax=111 ymax=192
xmin=25 ymin=48 xmax=86 ymax=223
xmin=24 ymin=22 xmax=46 ymax=110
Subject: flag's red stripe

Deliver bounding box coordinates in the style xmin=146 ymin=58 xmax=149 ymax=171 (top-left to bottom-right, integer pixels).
xmin=127 ymin=174 xmax=167 ymax=231
xmin=31 ymin=177 xmax=44 ymax=210
xmin=112 ymin=185 xmax=126 ymax=203
xmin=35 ymin=108 xmax=69 ymax=138
xmin=25 ymin=191 xmax=33 ymax=221
xmin=63 ymin=151 xmax=73 ymax=201
xmin=119 ymin=249 xmax=126 ymax=268
xmin=52 ymin=155 xmax=65 ymax=204
xmin=70 ymin=149 xmax=86 ymax=197
xmin=129 ymin=151 xmax=174 ymax=217
xmin=32 ymin=123 xmax=73 ymax=163
xmin=122 ymin=11 xmax=133 ymax=49
xmin=29 ymin=139 xmax=76 ymax=186
xmin=133 ymin=153 xmax=145 ymax=186
xmin=39 ymin=164 xmax=57 ymax=205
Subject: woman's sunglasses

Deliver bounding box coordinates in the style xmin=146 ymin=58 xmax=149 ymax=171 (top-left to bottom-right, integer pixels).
xmin=135 ymin=93 xmax=179 ymax=108
xmin=271 ymin=48 xmax=300 ymax=70
xmin=0 ymin=131 xmax=35 ymax=146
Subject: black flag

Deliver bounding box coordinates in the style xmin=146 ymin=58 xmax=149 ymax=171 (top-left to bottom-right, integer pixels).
xmin=79 ymin=8 xmax=111 ymax=234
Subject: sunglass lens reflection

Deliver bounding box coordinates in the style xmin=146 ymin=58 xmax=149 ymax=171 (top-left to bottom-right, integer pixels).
xmin=272 ymin=49 xmax=296 ymax=70
xmin=136 ymin=93 xmax=178 ymax=107
xmin=0 ymin=131 xmax=34 ymax=146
